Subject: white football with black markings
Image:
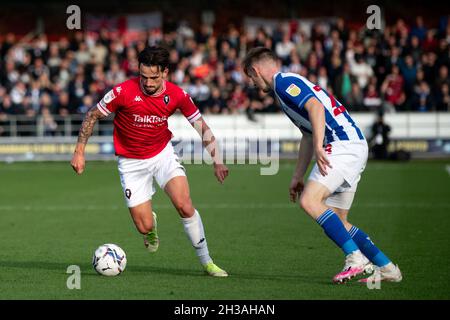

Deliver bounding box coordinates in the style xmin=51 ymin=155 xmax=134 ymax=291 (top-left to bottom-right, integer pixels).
xmin=92 ymin=244 xmax=127 ymax=276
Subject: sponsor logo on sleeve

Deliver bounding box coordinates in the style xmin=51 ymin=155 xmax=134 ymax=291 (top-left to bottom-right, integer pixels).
xmin=103 ymin=90 xmax=117 ymax=104
xmin=286 ymin=84 xmax=301 ymax=97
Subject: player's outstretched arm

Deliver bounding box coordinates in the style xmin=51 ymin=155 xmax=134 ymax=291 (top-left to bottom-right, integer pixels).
xmin=304 ymin=97 xmax=332 ymax=176
xmin=290 ymin=132 xmax=313 ymax=202
xmin=71 ymin=106 xmax=107 ymax=175
xmin=191 ymin=117 xmax=229 ymax=184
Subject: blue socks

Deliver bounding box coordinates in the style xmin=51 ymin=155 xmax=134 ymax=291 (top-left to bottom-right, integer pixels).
xmin=316 ymin=208 xmax=392 ymax=267
xmin=316 ymin=209 xmax=359 ymax=255
xmin=349 ymin=226 xmax=391 ymax=267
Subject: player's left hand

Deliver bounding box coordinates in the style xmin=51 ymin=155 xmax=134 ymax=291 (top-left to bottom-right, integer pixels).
xmin=213 ymin=163 xmax=229 ymax=184
xmin=289 ymin=177 xmax=304 ymax=202
xmin=315 ymin=148 xmax=332 ymax=176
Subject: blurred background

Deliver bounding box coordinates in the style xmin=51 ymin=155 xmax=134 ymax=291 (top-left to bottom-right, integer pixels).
xmin=0 ymin=0 xmax=449 ymax=161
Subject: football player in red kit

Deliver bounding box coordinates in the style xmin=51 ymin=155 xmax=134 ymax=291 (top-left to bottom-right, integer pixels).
xmin=71 ymin=46 xmax=229 ymax=277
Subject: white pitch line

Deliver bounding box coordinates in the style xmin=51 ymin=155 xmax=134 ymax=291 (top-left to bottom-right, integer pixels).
xmin=0 ymin=202 xmax=448 ymax=212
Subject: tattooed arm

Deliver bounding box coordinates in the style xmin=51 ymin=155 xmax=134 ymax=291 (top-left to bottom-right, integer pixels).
xmin=71 ymin=106 xmax=107 ymax=175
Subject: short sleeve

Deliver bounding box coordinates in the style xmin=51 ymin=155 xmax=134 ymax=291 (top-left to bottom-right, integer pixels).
xmin=276 ymin=76 xmax=315 ymax=110
xmin=179 ymin=90 xmax=201 ymax=123
xmin=96 ymin=85 xmax=123 ymax=116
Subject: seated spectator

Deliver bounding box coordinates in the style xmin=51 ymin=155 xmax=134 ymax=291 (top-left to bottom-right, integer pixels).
xmin=286 ymin=52 xmax=302 ymax=74
xmin=381 ymin=65 xmax=406 ymax=112
xmin=334 ymin=62 xmax=356 ymax=105
xmin=29 ymin=57 xmax=50 ymax=81
xmin=106 ymin=62 xmax=126 ymax=87
xmin=56 ymin=92 xmax=71 ymax=116
xmin=317 ymin=66 xmax=328 ymax=89
xmin=294 ymin=30 xmax=312 ymax=62
xmin=435 ymin=83 xmax=450 ymax=111
xmin=423 ymin=29 xmax=438 ymax=52
xmin=77 ymin=95 xmax=93 ymax=115
xmin=346 ymin=82 xmax=365 ymax=111
xmin=206 ymin=86 xmax=227 ymax=114
xmin=229 ymin=85 xmax=249 ymax=114
xmin=410 ymin=16 xmax=427 ymax=41
xmin=435 ymin=65 xmax=450 ymax=91
xmin=363 ymin=83 xmax=383 ymax=111
xmin=412 ymin=81 xmax=434 ymax=112
xmin=398 ymin=55 xmax=417 ymax=94
xmin=41 ymin=106 xmax=58 ymax=136
xmin=347 ymin=49 xmax=374 ymax=89
xmin=275 ymin=32 xmax=295 ymax=65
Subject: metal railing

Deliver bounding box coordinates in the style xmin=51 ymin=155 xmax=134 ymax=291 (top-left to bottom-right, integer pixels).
xmin=0 ymin=112 xmax=449 ymax=139
xmin=0 ymin=115 xmax=114 ymax=137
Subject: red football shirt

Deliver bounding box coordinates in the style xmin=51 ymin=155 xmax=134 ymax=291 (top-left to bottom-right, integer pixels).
xmin=96 ymin=78 xmax=201 ymax=159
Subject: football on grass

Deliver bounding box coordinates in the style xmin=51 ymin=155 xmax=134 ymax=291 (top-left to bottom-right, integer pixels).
xmin=92 ymin=244 xmax=127 ymax=276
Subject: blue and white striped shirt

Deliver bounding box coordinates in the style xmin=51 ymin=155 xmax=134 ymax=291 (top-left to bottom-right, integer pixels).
xmin=273 ymin=72 xmax=365 ymax=144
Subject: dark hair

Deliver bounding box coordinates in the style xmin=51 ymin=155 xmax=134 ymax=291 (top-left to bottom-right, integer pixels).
xmin=242 ymin=47 xmax=277 ymax=76
xmin=138 ymin=46 xmax=170 ymax=71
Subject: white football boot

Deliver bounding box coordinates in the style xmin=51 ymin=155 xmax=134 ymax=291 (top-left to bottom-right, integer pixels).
xmin=359 ymin=263 xmax=403 ymax=283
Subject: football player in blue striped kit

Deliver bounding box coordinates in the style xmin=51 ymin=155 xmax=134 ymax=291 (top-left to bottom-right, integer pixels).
xmin=242 ymin=47 xmax=402 ymax=284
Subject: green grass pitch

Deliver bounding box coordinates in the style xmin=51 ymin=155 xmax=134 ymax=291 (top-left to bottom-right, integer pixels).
xmin=0 ymin=160 xmax=449 ymax=299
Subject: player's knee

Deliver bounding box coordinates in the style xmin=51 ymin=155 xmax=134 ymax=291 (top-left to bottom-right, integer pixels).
xmin=299 ymin=194 xmax=315 ymax=215
xmin=135 ymin=218 xmax=153 ymax=234
xmin=173 ymin=198 xmax=194 ymax=218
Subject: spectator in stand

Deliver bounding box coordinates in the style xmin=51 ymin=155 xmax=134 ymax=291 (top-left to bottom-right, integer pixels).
xmin=435 ymin=65 xmax=450 ymax=91
xmin=56 ymin=91 xmax=71 ymax=116
xmin=305 ymin=52 xmax=320 ymax=76
xmin=346 ymin=82 xmax=364 ymax=111
xmin=406 ymin=36 xmax=423 ymax=64
xmin=77 ymin=95 xmax=93 ymax=115
xmin=229 ymin=85 xmax=249 ymax=114
xmin=334 ymin=62 xmax=356 ymax=106
xmin=423 ymin=29 xmax=438 ymax=53
xmin=422 ymin=52 xmax=438 ymax=84
xmin=364 ymin=83 xmax=383 ymax=112
xmin=275 ymin=32 xmax=295 ymax=65
xmin=412 ymin=81 xmax=434 ymax=112
xmin=106 ymin=62 xmax=126 ymax=87
xmin=206 ymin=86 xmax=227 ymax=114
xmin=41 ymin=106 xmax=58 ymax=136
xmin=287 ymin=52 xmax=302 ymax=74
xmin=347 ymin=47 xmax=374 ymax=89
xmin=436 ymin=83 xmax=450 ymax=111
xmin=294 ymin=30 xmax=312 ymax=62
xmin=410 ymin=16 xmax=427 ymax=41
xmin=398 ymin=55 xmax=417 ymax=94
xmin=381 ymin=65 xmax=406 ymax=112
xmin=317 ymin=66 xmax=328 ymax=89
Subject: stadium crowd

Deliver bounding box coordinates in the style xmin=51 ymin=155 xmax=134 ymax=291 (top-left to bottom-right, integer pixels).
xmin=0 ymin=15 xmax=449 ymax=134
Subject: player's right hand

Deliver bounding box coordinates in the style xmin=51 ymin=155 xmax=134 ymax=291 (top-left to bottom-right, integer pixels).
xmin=213 ymin=163 xmax=229 ymax=184
xmin=315 ymin=148 xmax=332 ymax=176
xmin=71 ymin=152 xmax=86 ymax=175
xmin=289 ymin=177 xmax=304 ymax=203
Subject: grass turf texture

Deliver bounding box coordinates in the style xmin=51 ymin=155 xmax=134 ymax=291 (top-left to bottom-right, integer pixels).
xmin=0 ymin=160 xmax=449 ymax=299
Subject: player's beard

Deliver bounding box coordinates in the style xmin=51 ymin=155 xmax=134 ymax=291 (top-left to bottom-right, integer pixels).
xmin=140 ymin=81 xmax=159 ymax=96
